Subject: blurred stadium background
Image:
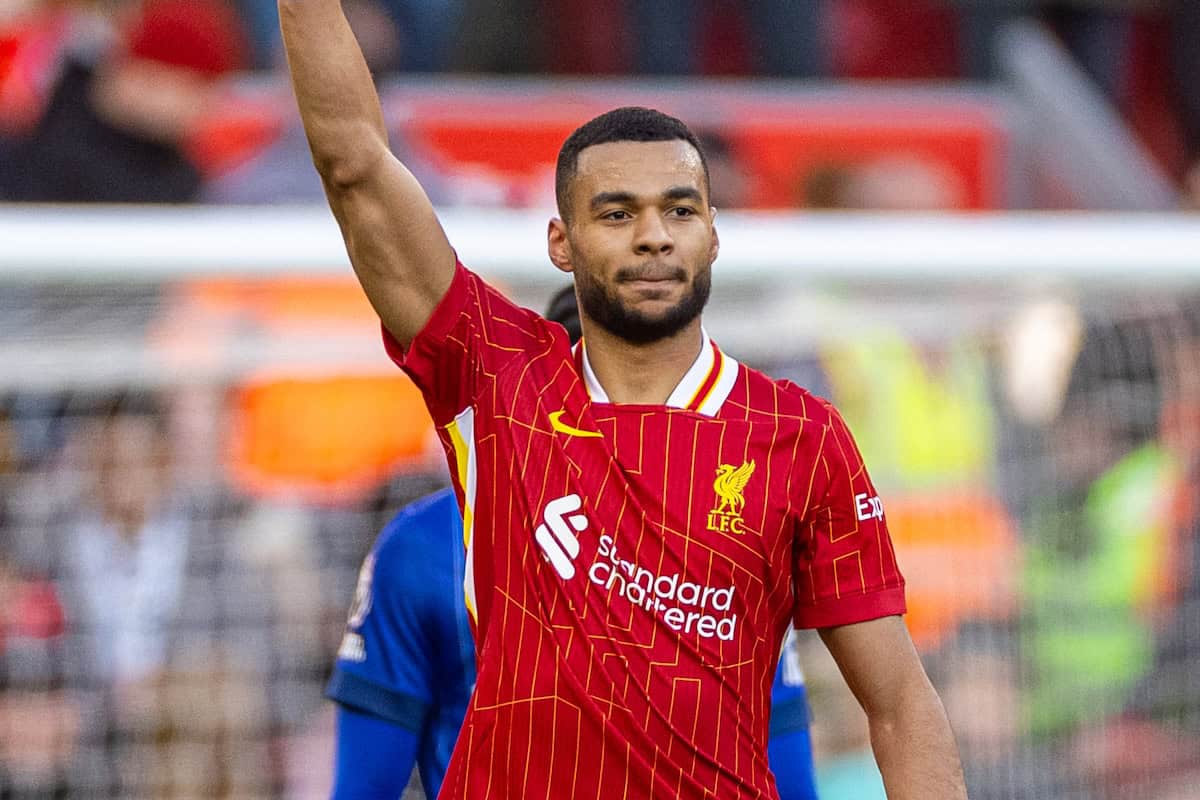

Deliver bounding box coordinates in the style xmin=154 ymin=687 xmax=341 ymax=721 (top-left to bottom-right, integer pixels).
xmin=2 ymin=1 xmax=1200 ymax=798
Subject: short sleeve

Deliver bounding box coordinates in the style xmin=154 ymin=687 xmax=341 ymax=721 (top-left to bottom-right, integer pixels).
xmin=792 ymin=403 xmax=906 ymax=629
xmin=383 ymin=261 xmax=551 ymax=425
xmin=325 ymin=536 xmax=434 ymax=732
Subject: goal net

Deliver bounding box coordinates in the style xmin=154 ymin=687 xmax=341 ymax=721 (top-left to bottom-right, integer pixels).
xmin=1 ymin=207 xmax=1198 ymax=800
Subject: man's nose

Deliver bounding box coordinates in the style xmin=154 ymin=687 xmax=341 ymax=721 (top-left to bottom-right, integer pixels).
xmin=633 ymin=212 xmax=673 ymax=255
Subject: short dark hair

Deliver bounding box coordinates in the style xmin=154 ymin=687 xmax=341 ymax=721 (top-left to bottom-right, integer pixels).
xmin=555 ymin=106 xmax=709 ymax=220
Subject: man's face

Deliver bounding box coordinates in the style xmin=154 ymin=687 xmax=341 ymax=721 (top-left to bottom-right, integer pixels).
xmin=94 ymin=414 xmax=171 ymax=527
xmin=551 ymin=139 xmax=718 ymax=344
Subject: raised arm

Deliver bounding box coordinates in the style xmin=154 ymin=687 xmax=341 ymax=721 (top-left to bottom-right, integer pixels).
xmin=278 ymin=0 xmax=455 ymax=347
xmin=819 ymin=616 xmax=967 ymax=800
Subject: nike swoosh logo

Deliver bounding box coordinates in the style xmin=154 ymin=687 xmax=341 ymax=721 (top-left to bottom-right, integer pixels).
xmin=549 ymin=410 xmax=602 ymax=439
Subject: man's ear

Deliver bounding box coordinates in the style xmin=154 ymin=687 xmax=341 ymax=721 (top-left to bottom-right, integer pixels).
xmin=548 ymin=218 xmax=574 ymax=274
xmin=709 ymin=207 xmax=720 ymax=264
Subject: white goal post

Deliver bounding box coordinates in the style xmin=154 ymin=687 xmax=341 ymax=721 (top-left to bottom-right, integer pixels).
xmin=3 ymin=206 xmax=1200 ymax=285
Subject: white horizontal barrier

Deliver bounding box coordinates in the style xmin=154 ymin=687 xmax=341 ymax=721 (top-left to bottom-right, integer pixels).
xmin=2 ymin=205 xmax=1199 ymax=285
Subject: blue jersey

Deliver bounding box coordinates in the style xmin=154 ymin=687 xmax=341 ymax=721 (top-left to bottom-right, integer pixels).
xmin=327 ymin=489 xmax=476 ymax=796
xmin=327 ymin=488 xmax=817 ymax=799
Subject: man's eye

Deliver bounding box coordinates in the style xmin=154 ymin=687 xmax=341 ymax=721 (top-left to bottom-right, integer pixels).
xmin=605 ymin=210 xmax=630 ymax=221
xmin=670 ymin=207 xmax=696 ymax=217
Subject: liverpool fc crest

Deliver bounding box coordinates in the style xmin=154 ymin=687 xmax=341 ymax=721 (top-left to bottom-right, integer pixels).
xmin=708 ymin=460 xmax=756 ymax=534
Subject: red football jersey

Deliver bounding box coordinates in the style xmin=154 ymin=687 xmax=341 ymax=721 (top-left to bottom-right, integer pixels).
xmin=387 ymin=263 xmax=905 ymax=799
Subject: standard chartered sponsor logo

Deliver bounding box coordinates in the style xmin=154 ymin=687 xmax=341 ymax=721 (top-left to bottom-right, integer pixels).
xmin=589 ymin=535 xmax=738 ymax=641
xmin=534 ymin=495 xmax=739 ymax=640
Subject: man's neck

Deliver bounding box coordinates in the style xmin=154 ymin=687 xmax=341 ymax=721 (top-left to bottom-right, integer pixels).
xmin=580 ymin=319 xmax=704 ymax=405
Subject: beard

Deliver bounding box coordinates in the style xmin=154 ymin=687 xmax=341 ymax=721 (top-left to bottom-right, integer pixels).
xmin=575 ymin=261 xmax=712 ymax=345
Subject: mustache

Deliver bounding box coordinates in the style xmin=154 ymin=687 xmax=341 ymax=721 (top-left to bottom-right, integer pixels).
xmin=614 ymin=263 xmax=688 ymax=283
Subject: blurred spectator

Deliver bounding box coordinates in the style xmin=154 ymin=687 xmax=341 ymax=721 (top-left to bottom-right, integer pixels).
xmin=931 ymin=623 xmax=1071 ymax=799
xmin=1016 ymin=312 xmax=1177 ymax=787
xmin=1172 ymin=1 xmax=1200 ymax=194
xmin=106 ymin=643 xmax=276 ymax=798
xmin=627 ymin=0 xmax=826 ymax=76
xmin=58 ymin=392 xmax=188 ymax=688
xmin=205 ymin=0 xmax=450 ymax=204
xmin=952 ymin=0 xmax=1149 ymax=96
xmin=235 ymin=0 xmax=462 ymax=72
xmin=235 ymin=0 xmax=399 ymax=72
xmin=800 ymin=157 xmax=968 ymax=210
xmin=819 ymin=320 xmax=1016 ymax=652
xmin=455 ymin=0 xmax=542 ymax=72
xmin=696 ymin=129 xmax=752 ymax=209
xmin=44 ymin=391 xmax=331 ymax=796
xmin=536 ymin=0 xmax=623 ymax=74
xmin=0 ymin=0 xmax=74 ymax=136
xmin=0 ymin=395 xmax=76 ymax=800
xmin=0 ymin=0 xmax=246 ymax=203
xmin=831 ymin=0 xmax=959 ymax=78
xmin=231 ymin=0 xmax=286 ymax=68
xmin=1184 ymin=161 xmax=1200 ymax=210
xmin=381 ymin=0 xmax=465 ymax=72
xmin=1 ymin=517 xmax=76 ymax=798
xmin=1070 ymin=311 xmax=1200 ymax=797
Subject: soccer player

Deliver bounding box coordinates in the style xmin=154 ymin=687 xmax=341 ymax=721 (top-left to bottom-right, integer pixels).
xmin=324 ymin=291 xmax=820 ymax=800
xmin=280 ymin=3 xmax=966 ymax=797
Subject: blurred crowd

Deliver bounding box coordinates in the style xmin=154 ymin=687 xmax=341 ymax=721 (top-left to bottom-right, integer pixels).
xmin=0 ymin=383 xmax=448 ymax=797
xmin=0 ymin=0 xmax=1199 ymax=207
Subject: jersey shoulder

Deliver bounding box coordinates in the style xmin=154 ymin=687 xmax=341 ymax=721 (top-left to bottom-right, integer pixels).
xmin=463 ymin=266 xmax=571 ymax=353
xmin=725 ymin=360 xmax=842 ymax=427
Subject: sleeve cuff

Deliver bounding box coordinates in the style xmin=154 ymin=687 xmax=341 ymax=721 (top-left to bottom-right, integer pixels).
xmin=325 ymin=669 xmax=431 ymax=733
xmin=793 ymin=584 xmax=906 ymax=630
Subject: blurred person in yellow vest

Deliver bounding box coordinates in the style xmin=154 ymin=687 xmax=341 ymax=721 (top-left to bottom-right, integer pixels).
xmin=823 ymin=333 xmax=995 ymax=491
xmin=1054 ymin=306 xmax=1200 ymax=797
xmin=821 ymin=328 xmax=1016 ymax=651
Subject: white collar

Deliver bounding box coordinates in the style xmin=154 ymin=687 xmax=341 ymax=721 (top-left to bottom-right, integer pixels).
xmin=573 ymin=328 xmax=739 ymax=417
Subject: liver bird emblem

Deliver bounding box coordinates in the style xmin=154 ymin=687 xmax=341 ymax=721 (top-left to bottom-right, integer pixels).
xmin=712 ymin=460 xmax=756 ymax=516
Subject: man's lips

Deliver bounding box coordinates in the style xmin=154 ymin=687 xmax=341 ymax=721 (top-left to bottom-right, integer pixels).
xmin=616 ymin=265 xmax=686 ymax=284
xmin=625 ymin=277 xmax=678 ymax=285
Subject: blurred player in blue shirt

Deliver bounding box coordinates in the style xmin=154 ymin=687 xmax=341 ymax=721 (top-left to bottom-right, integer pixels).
xmin=326 ymin=288 xmax=819 ymax=800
